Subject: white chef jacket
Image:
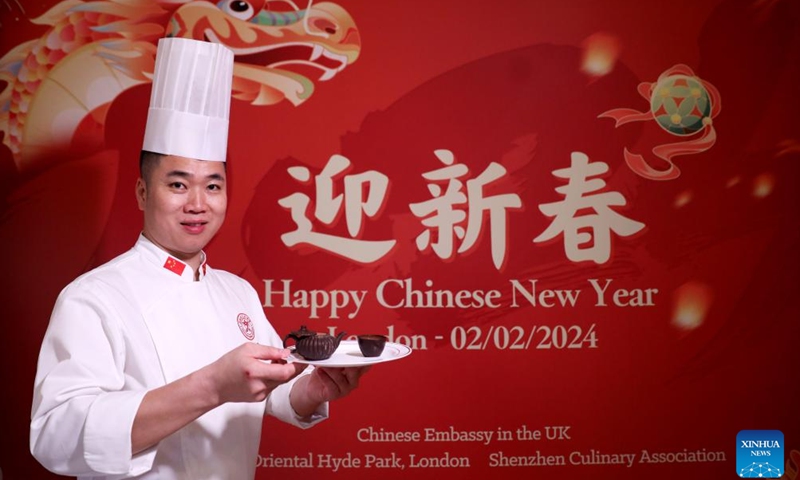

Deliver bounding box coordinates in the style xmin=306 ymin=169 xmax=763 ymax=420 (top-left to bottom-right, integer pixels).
xmin=30 ymin=235 xmax=327 ymax=479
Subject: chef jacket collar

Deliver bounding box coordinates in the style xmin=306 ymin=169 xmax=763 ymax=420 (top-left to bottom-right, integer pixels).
xmin=135 ymin=234 xmax=208 ymax=282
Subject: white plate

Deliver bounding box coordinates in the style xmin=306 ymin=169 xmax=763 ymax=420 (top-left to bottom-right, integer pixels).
xmin=287 ymin=340 xmax=412 ymax=367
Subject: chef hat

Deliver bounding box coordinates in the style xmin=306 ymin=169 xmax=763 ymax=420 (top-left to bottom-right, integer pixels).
xmin=142 ymin=37 xmax=234 ymax=162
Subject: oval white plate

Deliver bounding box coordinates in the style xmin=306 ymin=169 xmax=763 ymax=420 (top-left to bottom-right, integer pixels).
xmin=287 ymin=340 xmax=412 ymax=367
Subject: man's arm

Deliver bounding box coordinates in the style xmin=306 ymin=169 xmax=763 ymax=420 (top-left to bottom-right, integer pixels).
xmin=132 ymin=343 xmax=304 ymax=453
xmin=288 ymin=366 xmax=372 ymax=418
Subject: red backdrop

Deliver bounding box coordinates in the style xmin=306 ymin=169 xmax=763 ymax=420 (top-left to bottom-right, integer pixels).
xmin=1 ymin=0 xmax=798 ymax=478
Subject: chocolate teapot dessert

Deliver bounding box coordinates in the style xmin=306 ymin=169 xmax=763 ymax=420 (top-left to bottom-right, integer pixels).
xmin=283 ymin=325 xmax=346 ymax=360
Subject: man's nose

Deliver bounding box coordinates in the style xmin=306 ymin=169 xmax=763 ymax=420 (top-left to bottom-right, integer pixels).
xmin=184 ymin=189 xmax=207 ymax=212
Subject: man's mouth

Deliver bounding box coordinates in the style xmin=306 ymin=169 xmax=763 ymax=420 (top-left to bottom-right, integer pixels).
xmin=181 ymin=222 xmax=208 ymax=234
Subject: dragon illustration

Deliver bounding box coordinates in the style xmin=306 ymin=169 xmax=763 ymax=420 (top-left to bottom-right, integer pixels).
xmin=0 ymin=0 xmax=361 ymax=171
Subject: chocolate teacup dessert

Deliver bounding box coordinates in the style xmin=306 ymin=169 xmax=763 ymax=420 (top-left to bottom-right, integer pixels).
xmin=357 ymin=334 xmax=388 ymax=357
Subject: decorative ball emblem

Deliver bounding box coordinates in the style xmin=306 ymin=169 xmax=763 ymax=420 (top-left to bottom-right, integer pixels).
xmin=650 ymin=74 xmax=712 ymax=136
xmin=599 ymin=63 xmax=721 ymax=180
xmin=237 ymin=313 xmax=255 ymax=340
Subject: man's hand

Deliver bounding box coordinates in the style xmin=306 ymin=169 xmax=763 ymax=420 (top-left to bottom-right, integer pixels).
xmin=289 ymin=366 xmax=371 ymax=418
xmin=132 ymin=342 xmax=306 ymax=454
xmin=206 ymin=342 xmax=307 ymax=405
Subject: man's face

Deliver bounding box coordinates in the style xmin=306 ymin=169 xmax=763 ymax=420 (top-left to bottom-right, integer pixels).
xmin=136 ymin=155 xmax=227 ymax=264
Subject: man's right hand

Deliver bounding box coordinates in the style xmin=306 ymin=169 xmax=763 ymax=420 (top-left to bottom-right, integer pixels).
xmin=132 ymin=342 xmax=306 ymax=454
xmin=205 ymin=342 xmax=307 ymax=405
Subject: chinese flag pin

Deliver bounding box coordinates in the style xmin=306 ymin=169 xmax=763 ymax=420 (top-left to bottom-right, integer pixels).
xmin=163 ymin=257 xmax=186 ymax=276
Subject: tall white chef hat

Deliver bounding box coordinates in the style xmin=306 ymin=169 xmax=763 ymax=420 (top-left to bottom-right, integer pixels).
xmin=142 ymin=37 xmax=234 ymax=162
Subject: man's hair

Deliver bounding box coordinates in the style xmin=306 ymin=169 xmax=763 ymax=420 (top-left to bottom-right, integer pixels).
xmin=139 ymin=150 xmax=163 ymax=185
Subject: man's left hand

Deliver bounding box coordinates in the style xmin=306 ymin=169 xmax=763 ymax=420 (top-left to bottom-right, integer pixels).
xmin=289 ymin=366 xmax=371 ymax=417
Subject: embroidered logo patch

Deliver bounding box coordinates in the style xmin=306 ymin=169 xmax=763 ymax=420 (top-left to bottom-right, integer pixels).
xmin=237 ymin=313 xmax=255 ymax=340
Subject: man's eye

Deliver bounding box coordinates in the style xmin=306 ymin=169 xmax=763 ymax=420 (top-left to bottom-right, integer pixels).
xmin=208 ymin=184 xmax=222 ymax=191
xmin=169 ymin=182 xmax=186 ymax=189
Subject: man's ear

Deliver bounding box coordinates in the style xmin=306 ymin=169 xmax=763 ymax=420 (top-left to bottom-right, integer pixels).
xmin=135 ymin=178 xmax=147 ymax=211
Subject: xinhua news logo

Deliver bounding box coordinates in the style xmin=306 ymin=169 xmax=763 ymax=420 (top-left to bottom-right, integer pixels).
xmin=737 ymin=430 xmax=784 ymax=478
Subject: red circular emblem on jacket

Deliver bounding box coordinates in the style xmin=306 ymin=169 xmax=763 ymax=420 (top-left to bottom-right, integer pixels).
xmin=237 ymin=313 xmax=255 ymax=340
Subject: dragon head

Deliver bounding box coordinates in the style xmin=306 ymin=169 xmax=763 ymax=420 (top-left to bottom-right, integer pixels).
xmin=166 ymin=0 xmax=361 ymax=106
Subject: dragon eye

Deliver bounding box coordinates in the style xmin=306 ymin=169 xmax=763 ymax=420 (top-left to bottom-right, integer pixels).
xmin=218 ymin=0 xmax=256 ymax=20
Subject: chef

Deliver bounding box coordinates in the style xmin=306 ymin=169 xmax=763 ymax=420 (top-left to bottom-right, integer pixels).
xmin=30 ymin=37 xmax=369 ymax=479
